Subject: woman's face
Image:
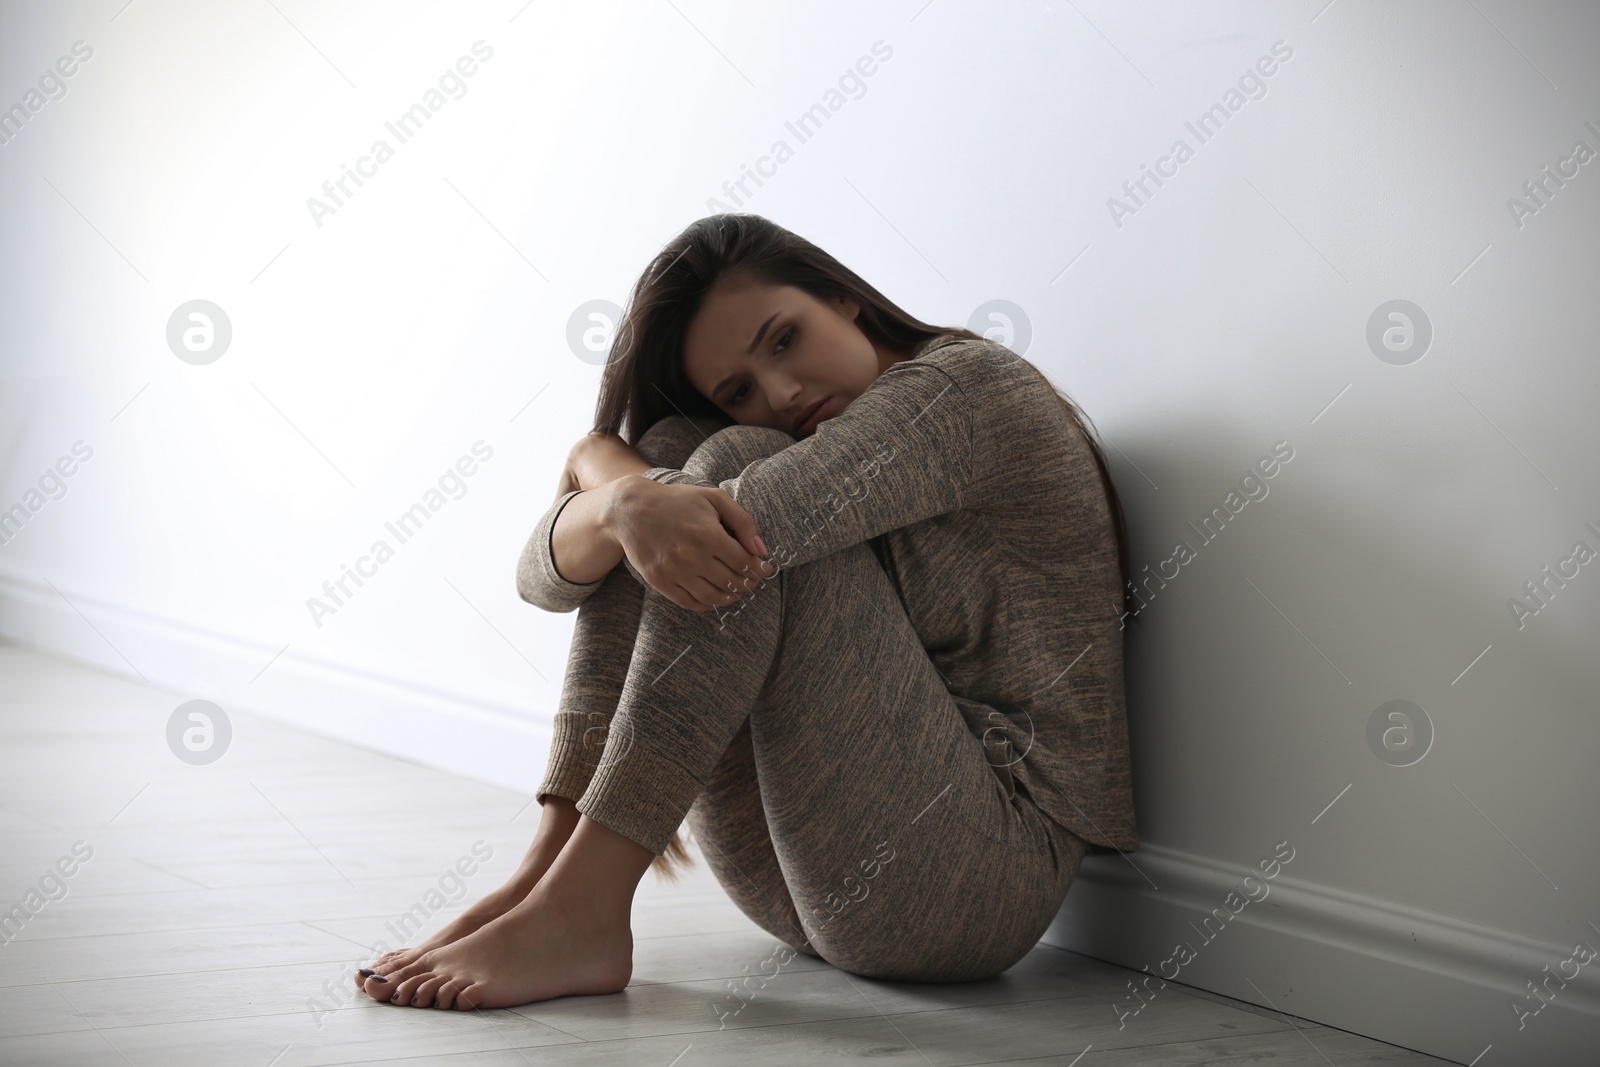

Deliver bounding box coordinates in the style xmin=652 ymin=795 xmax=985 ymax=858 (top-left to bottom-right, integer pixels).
xmin=681 ymin=276 xmax=914 ymax=440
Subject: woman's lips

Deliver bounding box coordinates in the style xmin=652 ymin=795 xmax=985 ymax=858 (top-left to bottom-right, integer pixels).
xmin=798 ymin=396 xmax=831 ymax=435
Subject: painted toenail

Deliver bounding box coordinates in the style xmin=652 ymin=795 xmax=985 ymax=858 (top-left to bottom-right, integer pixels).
xmin=390 ymin=992 xmax=400 ymax=1002
xmin=358 ymin=968 xmax=375 ymax=977
xmin=370 ymin=975 xmax=389 ymax=983
xmin=410 ymin=996 xmax=419 ymax=1005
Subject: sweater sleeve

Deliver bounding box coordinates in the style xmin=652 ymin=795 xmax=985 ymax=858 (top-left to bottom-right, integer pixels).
xmin=632 ymin=352 xmax=976 ymax=575
xmin=515 ymin=488 xmax=611 ymax=613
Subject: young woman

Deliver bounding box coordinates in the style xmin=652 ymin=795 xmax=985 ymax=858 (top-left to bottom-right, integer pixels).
xmin=355 ymin=214 xmax=1138 ymax=1012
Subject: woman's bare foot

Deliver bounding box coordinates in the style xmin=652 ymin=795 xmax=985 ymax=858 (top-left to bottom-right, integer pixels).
xmin=363 ymin=875 xmax=539 ymax=975
xmin=356 ymin=796 xmax=581 ymax=986
xmin=358 ymin=812 xmax=654 ymax=1010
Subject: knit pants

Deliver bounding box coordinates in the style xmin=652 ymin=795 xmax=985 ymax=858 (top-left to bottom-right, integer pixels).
xmin=535 ymin=415 xmax=1090 ymax=982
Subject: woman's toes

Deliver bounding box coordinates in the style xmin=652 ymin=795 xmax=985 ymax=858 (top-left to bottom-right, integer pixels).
xmin=433 ymin=977 xmax=466 ymax=1010
xmin=385 ymin=957 xmax=430 ymax=984
xmin=361 ymin=957 xmax=424 ymax=1002
xmin=388 ymin=948 xmax=424 ymax=972
xmin=409 ymin=974 xmax=449 ymax=1008
xmin=454 ymin=982 xmax=486 ymax=1011
xmin=391 ymin=970 xmax=437 ymax=1006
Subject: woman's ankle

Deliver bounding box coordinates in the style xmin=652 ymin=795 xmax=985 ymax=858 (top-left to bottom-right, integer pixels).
xmin=530 ymin=794 xmax=580 ymax=847
xmin=537 ymin=815 xmax=655 ymax=915
xmin=508 ymin=794 xmax=583 ymax=886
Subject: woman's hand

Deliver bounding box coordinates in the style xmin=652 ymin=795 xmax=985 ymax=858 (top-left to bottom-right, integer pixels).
xmin=604 ymin=476 xmax=774 ymax=612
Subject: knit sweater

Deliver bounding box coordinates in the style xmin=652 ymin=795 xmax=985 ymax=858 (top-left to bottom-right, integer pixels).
xmin=517 ymin=334 xmax=1137 ymax=854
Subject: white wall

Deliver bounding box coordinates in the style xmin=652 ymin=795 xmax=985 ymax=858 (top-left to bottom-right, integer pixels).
xmin=2 ymin=2 xmax=1596 ymax=1061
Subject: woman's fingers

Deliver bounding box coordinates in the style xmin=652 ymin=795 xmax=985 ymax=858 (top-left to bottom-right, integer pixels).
xmin=704 ymin=489 xmax=767 ymax=561
xmin=668 ymin=582 xmax=707 ymax=613
xmin=689 ymin=556 xmax=774 ymax=613
xmin=688 ymin=574 xmax=743 ymax=612
xmin=665 ymin=561 xmax=769 ymax=614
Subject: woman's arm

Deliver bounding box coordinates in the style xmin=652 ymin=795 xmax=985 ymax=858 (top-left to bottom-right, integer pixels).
xmin=523 ymin=435 xmax=653 ymax=603
xmin=515 ymin=435 xmax=640 ymax=612
xmin=516 ymin=486 xmax=613 ymax=612
xmin=571 ymin=432 xmax=653 ymax=489
xmin=521 ymin=472 xmax=769 ymax=612
xmin=542 ymin=434 xmax=654 ymax=586
xmin=632 ymin=343 xmax=994 ymax=574
xmin=548 ymin=484 xmax=625 ymax=586
xmin=518 ymin=432 xmax=767 ymax=611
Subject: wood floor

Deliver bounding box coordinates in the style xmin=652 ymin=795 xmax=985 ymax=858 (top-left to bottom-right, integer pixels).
xmin=0 ymin=643 xmax=1455 ymax=1065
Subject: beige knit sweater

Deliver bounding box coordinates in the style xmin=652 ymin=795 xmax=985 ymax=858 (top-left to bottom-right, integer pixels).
xmin=518 ymin=334 xmax=1137 ymax=853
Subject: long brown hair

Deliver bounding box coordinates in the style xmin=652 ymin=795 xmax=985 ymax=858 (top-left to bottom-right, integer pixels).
xmin=591 ymin=213 xmax=1137 ymax=880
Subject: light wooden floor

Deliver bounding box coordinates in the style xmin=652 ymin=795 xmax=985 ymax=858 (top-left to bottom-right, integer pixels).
xmin=0 ymin=643 xmax=1454 ymax=1065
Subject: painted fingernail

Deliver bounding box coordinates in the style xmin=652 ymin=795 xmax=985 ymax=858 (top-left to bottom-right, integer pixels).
xmin=370 ymin=975 xmax=389 ymax=983
xmin=358 ymin=968 xmax=375 ymax=977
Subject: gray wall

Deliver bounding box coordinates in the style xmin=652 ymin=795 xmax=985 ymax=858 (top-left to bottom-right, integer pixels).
xmin=2 ymin=2 xmax=1596 ymax=1062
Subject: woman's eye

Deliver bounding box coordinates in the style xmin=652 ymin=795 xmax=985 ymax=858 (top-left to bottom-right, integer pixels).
xmin=727 ymin=328 xmax=794 ymax=407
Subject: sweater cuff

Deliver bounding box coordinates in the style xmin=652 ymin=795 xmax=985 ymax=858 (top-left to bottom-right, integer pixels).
xmin=517 ymin=489 xmax=607 ymax=613
xmin=535 ymin=711 xmax=602 ymax=805
xmin=577 ymin=740 xmax=706 ymax=856
xmin=643 ymin=466 xmax=712 ymax=487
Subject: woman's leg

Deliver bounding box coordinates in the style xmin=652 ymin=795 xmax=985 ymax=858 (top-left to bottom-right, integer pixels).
xmin=684 ymin=716 xmax=821 ymax=957
xmin=360 ymin=422 xmax=1086 ymax=1009
xmin=551 ymin=416 xmax=804 ymax=949
xmin=540 ymin=413 xmax=729 ymax=808
xmin=573 ymin=423 xmax=1090 ymax=981
xmin=359 ymin=416 xmax=730 ymax=983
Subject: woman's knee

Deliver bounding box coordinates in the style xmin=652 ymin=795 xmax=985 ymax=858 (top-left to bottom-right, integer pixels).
xmin=634 ymin=415 xmax=729 ymax=470
xmin=685 ymin=424 xmax=796 ymax=484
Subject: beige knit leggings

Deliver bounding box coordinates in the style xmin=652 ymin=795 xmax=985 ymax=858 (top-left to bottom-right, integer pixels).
xmin=537 ymin=415 xmax=1089 ymax=983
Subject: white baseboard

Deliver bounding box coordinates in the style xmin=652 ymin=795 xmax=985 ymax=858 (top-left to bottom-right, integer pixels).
xmin=0 ymin=569 xmax=554 ymax=797
xmin=1045 ymin=845 xmax=1600 ymax=1066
